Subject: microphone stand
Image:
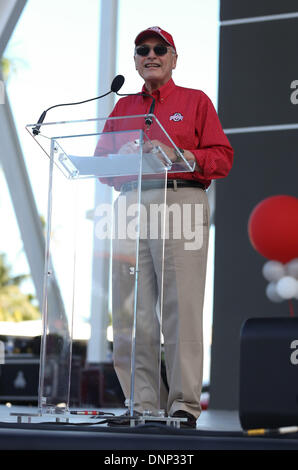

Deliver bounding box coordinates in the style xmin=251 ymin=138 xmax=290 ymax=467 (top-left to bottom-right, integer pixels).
xmin=116 ymin=91 xmax=156 ymax=128
xmin=32 ymin=91 xmax=113 ymax=136
xmin=32 ymin=75 xmax=125 ymax=135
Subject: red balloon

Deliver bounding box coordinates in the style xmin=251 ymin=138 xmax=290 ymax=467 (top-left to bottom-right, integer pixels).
xmin=248 ymin=195 xmax=298 ymax=263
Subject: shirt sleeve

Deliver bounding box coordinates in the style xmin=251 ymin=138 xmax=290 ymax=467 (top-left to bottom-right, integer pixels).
xmin=192 ymin=93 xmax=234 ymax=180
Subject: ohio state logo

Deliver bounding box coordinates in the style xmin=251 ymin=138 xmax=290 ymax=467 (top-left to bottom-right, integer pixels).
xmin=148 ymin=26 xmax=162 ymax=33
xmin=170 ymin=112 xmax=184 ymax=122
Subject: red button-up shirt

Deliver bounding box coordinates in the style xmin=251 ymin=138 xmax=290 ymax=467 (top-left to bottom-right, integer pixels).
xmin=95 ymin=79 xmax=233 ymax=190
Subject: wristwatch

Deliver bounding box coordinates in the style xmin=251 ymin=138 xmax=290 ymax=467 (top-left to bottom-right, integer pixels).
xmin=174 ymin=147 xmax=184 ymax=162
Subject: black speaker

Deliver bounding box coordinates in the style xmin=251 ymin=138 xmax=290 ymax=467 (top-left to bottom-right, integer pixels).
xmin=239 ymin=317 xmax=298 ymax=430
xmin=0 ymin=355 xmax=39 ymax=402
xmin=80 ymin=363 xmax=125 ymax=407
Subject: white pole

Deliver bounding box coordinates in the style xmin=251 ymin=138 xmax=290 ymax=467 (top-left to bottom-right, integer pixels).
xmin=87 ymin=0 xmax=119 ymax=363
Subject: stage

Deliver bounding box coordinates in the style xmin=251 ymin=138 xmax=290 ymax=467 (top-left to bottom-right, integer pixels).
xmin=0 ymin=404 xmax=298 ymax=450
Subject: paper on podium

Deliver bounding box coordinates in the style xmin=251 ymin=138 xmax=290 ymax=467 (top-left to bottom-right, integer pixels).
xmin=67 ymin=152 xmax=170 ymax=178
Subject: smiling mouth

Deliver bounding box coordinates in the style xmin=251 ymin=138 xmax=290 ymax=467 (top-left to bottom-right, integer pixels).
xmin=145 ymin=64 xmax=160 ymax=68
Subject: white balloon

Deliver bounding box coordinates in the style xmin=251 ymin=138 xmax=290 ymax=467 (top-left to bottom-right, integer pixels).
xmin=276 ymin=276 xmax=298 ymax=299
xmin=266 ymin=282 xmax=284 ymax=303
xmin=286 ymin=258 xmax=298 ymax=279
xmin=262 ymin=261 xmax=285 ymax=282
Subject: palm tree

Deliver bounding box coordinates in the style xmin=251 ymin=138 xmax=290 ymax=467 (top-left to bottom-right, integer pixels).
xmin=0 ymin=57 xmax=11 ymax=81
xmin=0 ymin=253 xmax=41 ymax=322
xmin=0 ymin=58 xmax=40 ymax=322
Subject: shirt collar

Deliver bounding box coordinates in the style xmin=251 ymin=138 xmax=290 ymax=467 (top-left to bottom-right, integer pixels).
xmin=141 ymin=78 xmax=176 ymax=103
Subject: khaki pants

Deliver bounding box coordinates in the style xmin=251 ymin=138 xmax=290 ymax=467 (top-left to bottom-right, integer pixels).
xmin=112 ymin=185 xmax=210 ymax=419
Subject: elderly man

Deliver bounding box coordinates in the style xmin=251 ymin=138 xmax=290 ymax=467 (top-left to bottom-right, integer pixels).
xmin=97 ymin=27 xmax=233 ymax=428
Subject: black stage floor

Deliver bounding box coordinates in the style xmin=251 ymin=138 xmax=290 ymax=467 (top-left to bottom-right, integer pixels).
xmin=0 ymin=405 xmax=298 ymax=451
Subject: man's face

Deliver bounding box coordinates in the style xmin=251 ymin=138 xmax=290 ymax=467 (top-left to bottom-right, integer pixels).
xmin=134 ymin=36 xmax=177 ymax=89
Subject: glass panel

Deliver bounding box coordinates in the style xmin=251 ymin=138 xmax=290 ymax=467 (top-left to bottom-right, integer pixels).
xmin=25 ymin=115 xmax=196 ymax=176
xmin=133 ymin=180 xmax=167 ymax=417
xmin=27 ymin=116 xmax=195 ymax=417
xmin=112 ymin=173 xmax=167 ymax=418
xmin=38 ymin=139 xmax=78 ymax=412
xmin=38 ymin=128 xmax=147 ymax=414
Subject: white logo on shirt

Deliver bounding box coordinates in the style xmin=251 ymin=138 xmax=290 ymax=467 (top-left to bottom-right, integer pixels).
xmin=170 ymin=112 xmax=184 ymax=122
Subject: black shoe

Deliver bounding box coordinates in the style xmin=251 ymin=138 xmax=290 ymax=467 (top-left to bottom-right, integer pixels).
xmin=171 ymin=410 xmax=197 ymax=428
xmin=107 ymin=410 xmax=142 ymax=427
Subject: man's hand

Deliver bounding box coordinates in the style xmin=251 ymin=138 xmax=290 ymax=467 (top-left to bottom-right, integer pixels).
xmin=143 ymin=139 xmax=177 ymax=161
xmin=118 ymin=139 xmax=197 ymax=169
xmin=144 ymin=140 xmax=196 ymax=166
xmin=118 ymin=141 xmax=140 ymax=154
xmin=118 ymin=139 xmax=175 ymax=161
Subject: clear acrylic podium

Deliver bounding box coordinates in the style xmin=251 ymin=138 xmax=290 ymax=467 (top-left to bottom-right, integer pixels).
xmin=25 ymin=114 xmax=195 ymax=424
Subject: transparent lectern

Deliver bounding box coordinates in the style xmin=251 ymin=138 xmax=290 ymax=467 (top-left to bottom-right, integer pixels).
xmin=25 ymin=114 xmax=195 ymax=424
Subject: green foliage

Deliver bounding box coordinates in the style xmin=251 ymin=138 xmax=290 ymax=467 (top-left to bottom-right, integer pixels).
xmin=0 ymin=57 xmax=11 ymax=81
xmin=0 ymin=253 xmax=41 ymax=322
xmin=0 ymin=253 xmax=27 ymax=287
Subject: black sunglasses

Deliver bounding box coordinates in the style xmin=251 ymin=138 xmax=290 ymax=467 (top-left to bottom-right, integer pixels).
xmin=135 ymin=44 xmax=171 ymax=57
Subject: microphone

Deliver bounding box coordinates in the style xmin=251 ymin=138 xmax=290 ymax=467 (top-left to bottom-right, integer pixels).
xmin=32 ymin=75 xmax=125 ymax=135
xmin=145 ymin=96 xmax=156 ymax=127
xmin=111 ymin=75 xmax=125 ymax=93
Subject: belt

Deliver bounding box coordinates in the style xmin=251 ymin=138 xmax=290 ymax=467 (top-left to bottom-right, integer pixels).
xmin=120 ymin=179 xmax=205 ymax=192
